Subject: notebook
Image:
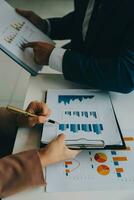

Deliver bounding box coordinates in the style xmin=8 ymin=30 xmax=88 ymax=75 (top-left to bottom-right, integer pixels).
xmin=41 ymin=89 xmax=125 ymax=150
xmin=0 ymin=0 xmax=54 ymax=76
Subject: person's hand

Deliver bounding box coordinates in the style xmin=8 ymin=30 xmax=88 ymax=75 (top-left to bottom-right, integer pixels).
xmin=23 ymin=42 xmax=55 ymax=65
xmin=38 ymin=134 xmax=81 ymax=167
xmin=15 ymin=8 xmax=48 ymax=33
xmin=17 ymin=101 xmax=51 ymax=127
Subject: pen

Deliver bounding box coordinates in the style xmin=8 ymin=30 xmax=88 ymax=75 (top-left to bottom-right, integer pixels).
xmin=6 ymin=105 xmax=59 ymax=125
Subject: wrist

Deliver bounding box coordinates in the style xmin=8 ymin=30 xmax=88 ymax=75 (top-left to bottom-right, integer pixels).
xmin=38 ymin=148 xmax=49 ymax=167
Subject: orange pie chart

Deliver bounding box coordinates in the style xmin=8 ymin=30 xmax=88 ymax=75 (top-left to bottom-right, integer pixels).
xmin=97 ymin=165 xmax=110 ymax=176
xmin=94 ymin=153 xmax=107 ymax=163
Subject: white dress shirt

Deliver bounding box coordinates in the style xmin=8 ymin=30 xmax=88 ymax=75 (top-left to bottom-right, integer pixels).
xmin=49 ymin=0 xmax=95 ymax=72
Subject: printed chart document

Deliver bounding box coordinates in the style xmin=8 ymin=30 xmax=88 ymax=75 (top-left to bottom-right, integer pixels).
xmin=46 ymin=131 xmax=134 ymax=192
xmin=0 ymin=0 xmax=54 ymax=75
xmin=41 ymin=89 xmax=125 ymax=149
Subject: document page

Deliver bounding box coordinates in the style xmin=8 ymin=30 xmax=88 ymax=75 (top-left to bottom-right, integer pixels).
xmin=0 ymin=0 xmax=54 ymax=75
xmin=42 ymin=89 xmax=122 ymax=147
xmin=46 ymin=131 xmax=134 ymax=192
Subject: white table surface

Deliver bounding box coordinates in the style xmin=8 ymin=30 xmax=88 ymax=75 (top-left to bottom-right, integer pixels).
xmin=0 ymin=50 xmax=30 ymax=108
xmin=5 ymin=74 xmax=134 ymax=200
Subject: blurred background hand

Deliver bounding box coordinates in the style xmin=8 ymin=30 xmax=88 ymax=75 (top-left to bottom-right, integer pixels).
xmin=23 ymin=42 xmax=55 ymax=65
xmin=15 ymin=8 xmax=48 ymax=33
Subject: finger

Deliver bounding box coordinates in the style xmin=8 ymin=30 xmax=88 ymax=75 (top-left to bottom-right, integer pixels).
xmin=28 ymin=116 xmax=47 ymax=126
xmin=57 ymin=134 xmax=65 ymax=142
xmin=23 ymin=42 xmax=38 ymax=49
xmin=39 ymin=103 xmax=50 ymax=116
xmin=15 ymin=8 xmax=31 ymax=18
xmin=26 ymin=101 xmax=51 ymax=117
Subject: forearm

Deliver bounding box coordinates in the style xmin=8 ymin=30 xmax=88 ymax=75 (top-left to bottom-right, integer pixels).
xmin=47 ymin=11 xmax=74 ymax=40
xmin=62 ymin=50 xmax=134 ymax=93
xmin=0 ymin=150 xmax=45 ymax=198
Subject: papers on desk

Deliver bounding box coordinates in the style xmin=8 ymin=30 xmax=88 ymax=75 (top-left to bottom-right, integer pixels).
xmin=0 ymin=0 xmax=54 ymax=76
xmin=46 ymin=130 xmax=134 ymax=192
xmin=41 ymin=89 xmax=125 ymax=149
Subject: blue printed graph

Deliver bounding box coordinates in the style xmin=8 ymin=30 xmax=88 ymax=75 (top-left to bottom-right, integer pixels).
xmin=64 ymin=111 xmax=97 ymax=119
xmin=59 ymin=123 xmax=103 ymax=134
xmin=58 ymin=95 xmax=94 ymax=105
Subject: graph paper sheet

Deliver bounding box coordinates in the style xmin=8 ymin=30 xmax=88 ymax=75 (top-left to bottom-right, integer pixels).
xmin=41 ymin=89 xmax=124 ymax=148
xmin=46 ymin=131 xmax=134 ymax=192
xmin=0 ymin=0 xmax=53 ymax=75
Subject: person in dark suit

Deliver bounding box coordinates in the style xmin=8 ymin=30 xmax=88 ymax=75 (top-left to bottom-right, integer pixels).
xmin=0 ymin=101 xmax=79 ymax=198
xmin=16 ymin=0 xmax=134 ymax=93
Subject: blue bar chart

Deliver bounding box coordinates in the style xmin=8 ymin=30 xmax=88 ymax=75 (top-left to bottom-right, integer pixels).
xmin=58 ymin=95 xmax=94 ymax=105
xmin=64 ymin=111 xmax=97 ymax=119
xmin=59 ymin=123 xmax=103 ymax=134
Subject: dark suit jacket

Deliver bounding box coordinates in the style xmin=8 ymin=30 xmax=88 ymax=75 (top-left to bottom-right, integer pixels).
xmin=48 ymin=0 xmax=134 ymax=93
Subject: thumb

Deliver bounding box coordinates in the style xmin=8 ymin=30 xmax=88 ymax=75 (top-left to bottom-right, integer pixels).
xmin=57 ymin=134 xmax=65 ymax=142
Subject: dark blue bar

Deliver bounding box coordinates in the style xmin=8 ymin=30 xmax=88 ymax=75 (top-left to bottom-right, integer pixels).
xmin=117 ymin=173 xmax=122 ymax=178
xmin=70 ymin=124 xmax=77 ymax=133
xmin=111 ymin=151 xmax=117 ymax=155
xmin=59 ymin=124 xmax=65 ymax=131
xmin=85 ymin=112 xmax=88 ymax=118
xmin=93 ymin=112 xmax=97 ymax=119
xmin=78 ymin=124 xmax=80 ymax=130
xmin=88 ymin=124 xmax=92 ymax=131
xmin=100 ymin=124 xmax=103 ymax=130
xmin=69 ymin=111 xmax=71 ymax=116
xmin=114 ymin=161 xmax=119 ymax=166
xmin=93 ymin=124 xmax=98 ymax=134
xmin=67 ymin=124 xmax=69 ymax=128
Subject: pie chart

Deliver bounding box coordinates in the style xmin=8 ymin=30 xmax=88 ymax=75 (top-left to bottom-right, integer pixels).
xmin=97 ymin=165 xmax=110 ymax=176
xmin=94 ymin=153 xmax=107 ymax=163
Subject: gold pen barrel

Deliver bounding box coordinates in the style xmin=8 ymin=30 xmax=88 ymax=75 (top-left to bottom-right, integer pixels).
xmin=6 ymin=105 xmax=37 ymax=117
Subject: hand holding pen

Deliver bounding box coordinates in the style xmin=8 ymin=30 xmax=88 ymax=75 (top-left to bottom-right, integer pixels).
xmin=7 ymin=101 xmax=59 ymax=128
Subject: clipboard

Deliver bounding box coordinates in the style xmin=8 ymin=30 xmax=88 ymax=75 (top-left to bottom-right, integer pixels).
xmin=0 ymin=0 xmax=54 ymax=76
xmin=0 ymin=44 xmax=40 ymax=76
xmin=40 ymin=89 xmax=126 ymax=150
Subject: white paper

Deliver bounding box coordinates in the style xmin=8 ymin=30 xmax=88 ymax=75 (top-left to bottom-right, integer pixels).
xmin=0 ymin=0 xmax=54 ymax=74
xmin=46 ymin=131 xmax=134 ymax=192
xmin=42 ymin=89 xmax=122 ymax=146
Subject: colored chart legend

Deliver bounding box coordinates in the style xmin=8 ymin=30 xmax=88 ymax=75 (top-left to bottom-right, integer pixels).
xmin=115 ymin=168 xmax=124 ymax=178
xmin=59 ymin=123 xmax=103 ymax=134
xmin=64 ymin=161 xmax=72 ymax=176
xmin=64 ymin=160 xmax=80 ymax=176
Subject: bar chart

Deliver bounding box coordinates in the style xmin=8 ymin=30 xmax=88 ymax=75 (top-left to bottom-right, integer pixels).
xmin=111 ymin=150 xmax=128 ymax=178
xmin=58 ymin=95 xmax=94 ymax=105
xmin=4 ymin=32 xmax=17 ymax=44
xmin=11 ymin=21 xmax=25 ymax=31
xmin=59 ymin=123 xmax=103 ymax=134
xmin=64 ymin=111 xmax=97 ymax=119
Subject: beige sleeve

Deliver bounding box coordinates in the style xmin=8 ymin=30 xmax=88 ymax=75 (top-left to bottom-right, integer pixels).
xmin=0 ymin=150 xmax=45 ymax=198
